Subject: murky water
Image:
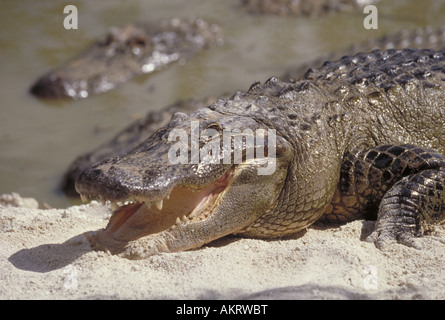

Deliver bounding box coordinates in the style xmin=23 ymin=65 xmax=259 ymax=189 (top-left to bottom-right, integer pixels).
xmin=0 ymin=0 xmax=444 ymax=207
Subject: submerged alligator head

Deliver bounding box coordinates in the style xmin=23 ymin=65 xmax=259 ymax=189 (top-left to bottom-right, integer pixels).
xmin=75 ymin=91 xmax=293 ymax=259
xmin=30 ymin=18 xmax=222 ymax=99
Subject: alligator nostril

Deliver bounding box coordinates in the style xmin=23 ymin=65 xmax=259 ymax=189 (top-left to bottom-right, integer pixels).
xmin=88 ymin=168 xmax=104 ymax=180
xmin=75 ymin=167 xmax=104 ymax=192
xmin=30 ymin=74 xmax=64 ymax=99
xmin=75 ymin=164 xmax=134 ymax=201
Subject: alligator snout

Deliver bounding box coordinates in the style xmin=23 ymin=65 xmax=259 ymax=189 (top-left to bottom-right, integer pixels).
xmin=75 ymin=166 xmax=133 ymax=202
xmin=30 ymin=74 xmax=65 ymax=99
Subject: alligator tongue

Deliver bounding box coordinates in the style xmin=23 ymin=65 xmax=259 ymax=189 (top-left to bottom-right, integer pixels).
xmin=107 ymin=202 xmax=144 ymax=233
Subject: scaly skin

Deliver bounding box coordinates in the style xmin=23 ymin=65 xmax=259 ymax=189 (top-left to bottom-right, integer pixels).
xmin=284 ymin=26 xmax=445 ymax=81
xmin=240 ymin=0 xmax=375 ymax=16
xmin=30 ymin=18 xmax=222 ymax=99
xmin=76 ymin=48 xmax=445 ymax=258
xmin=61 ymin=26 xmax=445 ymax=195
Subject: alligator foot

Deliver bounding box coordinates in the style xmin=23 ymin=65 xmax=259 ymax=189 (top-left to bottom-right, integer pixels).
xmin=366 ymin=167 xmax=445 ymax=249
xmin=366 ymin=226 xmax=445 ymax=250
xmin=322 ymin=144 xmax=445 ymax=249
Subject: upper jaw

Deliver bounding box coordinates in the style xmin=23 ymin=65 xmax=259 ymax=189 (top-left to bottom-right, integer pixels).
xmin=75 ymin=167 xmax=175 ymax=209
xmin=79 ymin=190 xmax=170 ymax=212
xmin=75 ymin=158 xmax=232 ymax=204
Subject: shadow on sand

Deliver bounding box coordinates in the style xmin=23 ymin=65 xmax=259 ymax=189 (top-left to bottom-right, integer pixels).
xmin=8 ymin=232 xmax=96 ymax=273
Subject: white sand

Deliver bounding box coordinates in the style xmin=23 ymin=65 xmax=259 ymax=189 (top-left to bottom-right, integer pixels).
xmin=0 ymin=192 xmax=444 ymax=300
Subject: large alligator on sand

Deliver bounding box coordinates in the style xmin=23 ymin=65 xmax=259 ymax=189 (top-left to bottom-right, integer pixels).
xmin=76 ymin=48 xmax=445 ymax=259
xmin=30 ymin=18 xmax=222 ymax=99
xmin=62 ymin=26 xmax=445 ymax=196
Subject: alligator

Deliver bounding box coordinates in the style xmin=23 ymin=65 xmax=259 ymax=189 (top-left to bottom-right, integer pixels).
xmin=75 ymin=48 xmax=445 ymax=259
xmin=30 ymin=18 xmax=222 ymax=99
xmin=62 ymin=26 xmax=445 ymax=196
xmin=240 ymin=0 xmax=378 ymax=16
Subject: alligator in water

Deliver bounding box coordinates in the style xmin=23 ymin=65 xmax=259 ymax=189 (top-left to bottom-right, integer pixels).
xmin=30 ymin=1 xmax=376 ymax=100
xmin=240 ymin=0 xmax=378 ymax=16
xmin=62 ymin=26 xmax=445 ymax=196
xmin=30 ymin=18 xmax=222 ymax=99
xmin=75 ymin=48 xmax=445 ymax=259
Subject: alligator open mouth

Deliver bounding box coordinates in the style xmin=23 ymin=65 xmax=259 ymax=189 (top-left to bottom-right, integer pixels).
xmin=81 ymin=170 xmax=232 ymax=244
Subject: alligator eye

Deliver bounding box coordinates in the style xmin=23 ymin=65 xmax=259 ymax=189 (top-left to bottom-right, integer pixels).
xmin=130 ymin=36 xmax=148 ymax=47
xmin=200 ymin=123 xmax=222 ymax=149
xmin=205 ymin=123 xmax=221 ymax=132
xmin=100 ymin=34 xmax=115 ymax=46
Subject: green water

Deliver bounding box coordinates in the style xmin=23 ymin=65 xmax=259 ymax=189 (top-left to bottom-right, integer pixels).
xmin=0 ymin=0 xmax=444 ymax=207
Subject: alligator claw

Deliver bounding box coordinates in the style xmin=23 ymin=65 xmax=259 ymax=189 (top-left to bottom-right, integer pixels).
xmin=366 ymin=228 xmax=423 ymax=250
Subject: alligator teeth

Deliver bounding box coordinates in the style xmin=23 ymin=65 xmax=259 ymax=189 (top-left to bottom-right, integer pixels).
xmin=174 ymin=215 xmax=190 ymax=224
xmin=80 ymin=194 xmax=88 ymax=203
xmin=155 ymin=200 xmax=163 ymax=211
xmin=145 ymin=202 xmax=152 ymax=210
xmin=110 ymin=202 xmax=119 ymax=211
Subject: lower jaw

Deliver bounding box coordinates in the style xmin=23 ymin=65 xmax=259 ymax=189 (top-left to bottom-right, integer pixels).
xmin=98 ymin=185 xmax=225 ymax=242
xmin=86 ymin=171 xmax=232 ymax=249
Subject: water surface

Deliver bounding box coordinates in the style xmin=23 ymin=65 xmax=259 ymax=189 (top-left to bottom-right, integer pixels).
xmin=0 ymin=0 xmax=443 ymax=207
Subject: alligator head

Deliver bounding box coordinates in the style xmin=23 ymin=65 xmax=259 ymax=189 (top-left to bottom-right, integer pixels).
xmin=30 ymin=18 xmax=222 ymax=99
xmin=75 ymin=98 xmax=292 ymax=258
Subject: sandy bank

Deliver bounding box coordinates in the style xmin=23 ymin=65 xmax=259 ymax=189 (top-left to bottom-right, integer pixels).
xmin=0 ymin=193 xmax=444 ymax=299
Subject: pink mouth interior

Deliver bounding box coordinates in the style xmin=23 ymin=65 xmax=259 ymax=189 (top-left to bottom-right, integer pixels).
xmin=104 ymin=171 xmax=231 ymax=242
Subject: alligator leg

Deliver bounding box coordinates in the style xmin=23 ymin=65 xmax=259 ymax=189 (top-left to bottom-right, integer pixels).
xmin=367 ymin=167 xmax=445 ymax=249
xmin=322 ymin=144 xmax=445 ymax=248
